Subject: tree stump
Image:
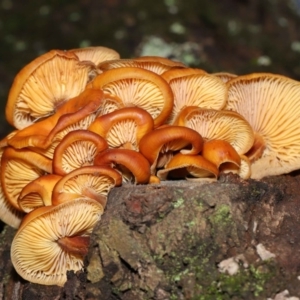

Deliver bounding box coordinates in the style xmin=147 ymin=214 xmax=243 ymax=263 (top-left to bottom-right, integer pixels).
xmin=1 ymin=173 xmax=300 ymax=299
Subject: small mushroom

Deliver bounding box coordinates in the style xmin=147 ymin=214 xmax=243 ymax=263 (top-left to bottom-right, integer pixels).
xmin=174 ymin=106 xmax=254 ymax=155
xmin=139 ymin=125 xmax=203 ymax=173
xmin=6 ymin=49 xmax=96 ymax=129
xmin=11 ymin=198 xmax=103 ymax=286
xmin=88 ymin=107 xmax=154 ymax=150
xmin=18 ymin=174 xmax=62 ymax=213
xmin=68 ymin=46 xmax=120 ymax=66
xmin=52 ymin=165 xmax=122 ymax=207
xmin=1 ymin=147 xmax=52 ymax=211
xmin=157 ymin=152 xmax=219 ymax=181
xmin=52 ymin=129 xmax=108 ymax=175
xmin=90 ymin=67 xmax=174 ymax=127
xmin=94 ymin=148 xmax=151 ymax=184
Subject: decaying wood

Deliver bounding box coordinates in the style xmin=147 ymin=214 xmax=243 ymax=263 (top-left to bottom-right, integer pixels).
xmin=1 ymin=173 xmax=300 ymax=299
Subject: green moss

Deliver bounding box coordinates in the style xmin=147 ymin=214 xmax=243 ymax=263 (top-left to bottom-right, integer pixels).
xmin=209 ymin=204 xmax=232 ymax=226
xmin=192 ymin=264 xmax=274 ymax=299
xmin=173 ymin=197 xmax=185 ymax=208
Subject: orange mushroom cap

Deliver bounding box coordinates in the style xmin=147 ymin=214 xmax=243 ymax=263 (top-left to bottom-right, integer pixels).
xmin=68 ymin=46 xmax=120 ymax=65
xmin=1 ymin=147 xmax=52 ymax=211
xmin=52 ymin=165 xmax=122 ymax=207
xmin=88 ymin=107 xmax=154 ymax=150
xmin=201 ymin=140 xmax=241 ymax=169
xmin=174 ymin=106 xmax=254 ymax=155
xmin=11 ymin=198 xmax=103 ymax=286
xmin=90 ymin=67 xmax=174 ymax=127
xmin=52 ymin=129 xmax=108 ymax=175
xmin=139 ymin=125 xmax=204 ymax=173
xmin=7 ymin=88 xmax=105 ymax=152
xmin=94 ymin=148 xmax=151 ymax=184
xmin=157 ymin=152 xmax=219 ymax=181
xmin=18 ymin=174 xmax=62 ymax=213
xmin=6 ymin=49 xmax=96 ymax=129
xmin=98 ymin=56 xmax=186 ymax=75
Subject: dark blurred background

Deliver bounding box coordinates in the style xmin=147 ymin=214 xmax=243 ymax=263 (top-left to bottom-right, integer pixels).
xmin=1 ymin=0 xmax=300 ymax=137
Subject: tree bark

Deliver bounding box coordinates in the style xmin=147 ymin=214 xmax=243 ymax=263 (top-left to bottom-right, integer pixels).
xmin=2 ymin=173 xmax=300 ymax=299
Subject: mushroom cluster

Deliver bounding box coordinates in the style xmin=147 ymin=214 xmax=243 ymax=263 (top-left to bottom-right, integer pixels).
xmin=2 ymin=46 xmax=300 ymax=286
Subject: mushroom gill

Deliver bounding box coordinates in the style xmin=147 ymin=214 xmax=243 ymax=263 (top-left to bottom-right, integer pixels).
xmin=90 ymin=67 xmax=174 ymax=127
xmin=226 ymin=73 xmax=300 ymax=179
xmin=53 ymin=129 xmax=108 ymax=175
xmin=11 ymin=198 xmax=103 ymax=286
xmin=88 ymin=107 xmax=154 ymax=150
xmin=6 ymin=49 xmax=96 ymax=129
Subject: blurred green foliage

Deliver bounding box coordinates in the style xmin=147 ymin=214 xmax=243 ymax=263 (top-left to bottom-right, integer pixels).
xmin=1 ymin=0 xmax=300 ymax=136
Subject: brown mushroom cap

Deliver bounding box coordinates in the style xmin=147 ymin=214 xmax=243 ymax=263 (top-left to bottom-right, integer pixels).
xmin=139 ymin=125 xmax=203 ymax=173
xmin=94 ymin=148 xmax=151 ymax=184
xmin=90 ymin=67 xmax=174 ymax=127
xmin=1 ymin=147 xmax=52 ymax=211
xmin=225 ymin=73 xmax=300 ymax=178
xmin=6 ymin=88 xmax=105 ymax=155
xmin=201 ymin=140 xmax=241 ymax=169
xmin=174 ymin=106 xmax=254 ymax=155
xmin=88 ymin=107 xmax=154 ymax=150
xmin=53 ymin=129 xmax=108 ymax=175
xmin=6 ymin=49 xmax=96 ymax=129
xmin=11 ymin=198 xmax=103 ymax=286
xmin=68 ymin=46 xmax=120 ymax=65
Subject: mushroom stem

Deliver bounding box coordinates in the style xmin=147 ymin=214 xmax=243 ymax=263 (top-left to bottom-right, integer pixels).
xmin=57 ymin=235 xmax=90 ymax=257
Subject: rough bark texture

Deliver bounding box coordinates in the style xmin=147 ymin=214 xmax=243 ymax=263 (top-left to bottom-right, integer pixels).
xmin=1 ymin=173 xmax=300 ymax=299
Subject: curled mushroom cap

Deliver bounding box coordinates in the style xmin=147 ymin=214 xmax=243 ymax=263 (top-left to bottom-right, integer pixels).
xmin=6 ymin=88 xmax=105 ymax=154
xmin=161 ymin=72 xmax=227 ymax=124
xmin=174 ymin=106 xmax=254 ymax=155
xmin=139 ymin=125 xmax=203 ymax=173
xmin=225 ymin=73 xmax=300 ymax=178
xmin=94 ymin=148 xmax=151 ymax=184
xmin=11 ymin=198 xmax=103 ymax=286
xmin=157 ymin=152 xmax=219 ymax=181
xmin=90 ymin=67 xmax=174 ymax=127
xmin=68 ymin=46 xmax=120 ymax=65
xmin=53 ymin=129 xmax=108 ymax=175
xmin=6 ymin=49 xmax=96 ymax=129
xmin=18 ymin=174 xmax=62 ymax=213
xmin=1 ymin=147 xmax=52 ymax=211
xmin=52 ymin=165 xmax=122 ymax=207
xmin=88 ymin=107 xmax=154 ymax=150
xmin=201 ymin=140 xmax=241 ymax=170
